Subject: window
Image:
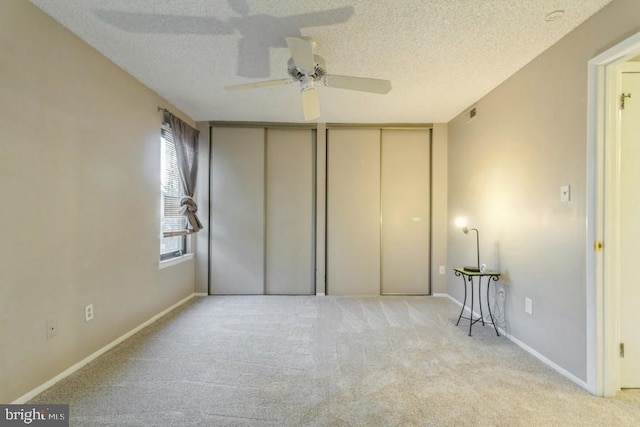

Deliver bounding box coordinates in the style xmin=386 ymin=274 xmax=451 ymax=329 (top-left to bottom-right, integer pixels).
xmin=160 ymin=124 xmax=187 ymax=260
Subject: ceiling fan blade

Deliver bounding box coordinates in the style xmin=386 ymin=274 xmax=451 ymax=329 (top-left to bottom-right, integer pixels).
xmin=225 ymin=78 xmax=293 ymax=91
xmin=301 ymin=88 xmax=320 ymax=121
xmin=286 ymin=37 xmax=315 ymax=74
xmin=323 ymin=75 xmax=392 ymax=94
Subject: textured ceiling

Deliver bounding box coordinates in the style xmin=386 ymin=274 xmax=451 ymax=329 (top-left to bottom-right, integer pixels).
xmin=29 ymin=0 xmax=612 ymax=123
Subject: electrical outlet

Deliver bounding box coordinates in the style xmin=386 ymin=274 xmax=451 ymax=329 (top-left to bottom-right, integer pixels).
xmin=439 ymin=265 xmax=445 ymax=275
xmin=85 ymin=304 xmax=94 ymax=322
xmin=46 ymin=319 xmax=58 ymax=339
xmin=525 ymin=297 xmax=533 ymax=315
xmin=498 ymin=289 xmax=505 ymax=301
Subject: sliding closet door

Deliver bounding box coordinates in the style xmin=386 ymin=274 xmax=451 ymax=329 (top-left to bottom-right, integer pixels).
xmin=381 ymin=129 xmax=431 ymax=295
xmin=265 ymin=129 xmax=315 ymax=295
xmin=327 ymin=129 xmax=380 ymax=295
xmin=210 ymin=127 xmax=265 ymax=295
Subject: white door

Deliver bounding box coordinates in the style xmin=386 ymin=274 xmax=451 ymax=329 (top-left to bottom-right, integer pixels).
xmin=210 ymin=127 xmax=265 ymax=295
xmin=620 ymin=67 xmax=640 ymax=388
xmin=265 ymin=129 xmax=315 ymax=295
xmin=327 ymin=128 xmax=381 ymax=295
xmin=380 ymin=129 xmax=431 ymax=295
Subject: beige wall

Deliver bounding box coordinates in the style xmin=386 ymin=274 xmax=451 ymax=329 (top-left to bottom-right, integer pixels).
xmin=0 ymin=0 xmax=195 ymax=402
xmin=447 ymin=0 xmax=640 ymax=381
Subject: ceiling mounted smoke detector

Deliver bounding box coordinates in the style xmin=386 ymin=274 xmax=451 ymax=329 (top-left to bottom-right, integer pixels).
xmin=545 ymin=10 xmax=565 ymax=22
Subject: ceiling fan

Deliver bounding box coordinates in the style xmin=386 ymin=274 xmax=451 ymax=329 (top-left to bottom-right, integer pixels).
xmin=225 ymin=37 xmax=392 ymax=121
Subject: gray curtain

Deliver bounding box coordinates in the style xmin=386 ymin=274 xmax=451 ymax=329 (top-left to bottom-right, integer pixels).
xmin=166 ymin=112 xmax=203 ymax=232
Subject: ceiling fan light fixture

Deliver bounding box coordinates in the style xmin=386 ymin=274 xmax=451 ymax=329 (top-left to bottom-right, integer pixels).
xmin=287 ymin=56 xmax=327 ymax=82
xmin=300 ymin=76 xmax=314 ymax=91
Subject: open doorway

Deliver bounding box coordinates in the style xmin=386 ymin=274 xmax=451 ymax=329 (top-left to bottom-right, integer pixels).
xmin=587 ymin=31 xmax=640 ymax=396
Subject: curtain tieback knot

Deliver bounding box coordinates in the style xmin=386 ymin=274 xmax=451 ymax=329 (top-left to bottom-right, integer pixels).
xmin=179 ymin=196 xmax=198 ymax=215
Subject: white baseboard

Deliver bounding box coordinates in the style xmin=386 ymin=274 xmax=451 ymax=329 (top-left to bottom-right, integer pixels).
xmin=501 ymin=327 xmax=588 ymax=389
xmin=445 ymin=293 xmax=588 ymax=390
xmin=194 ymin=292 xmax=208 ymax=297
xmin=431 ymin=293 xmax=449 ymax=298
xmin=315 ymin=293 xmax=326 ymax=296
xmin=12 ymin=293 xmax=198 ymax=404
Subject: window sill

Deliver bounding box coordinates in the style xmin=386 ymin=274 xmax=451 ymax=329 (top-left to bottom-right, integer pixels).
xmin=159 ymin=253 xmax=193 ymax=270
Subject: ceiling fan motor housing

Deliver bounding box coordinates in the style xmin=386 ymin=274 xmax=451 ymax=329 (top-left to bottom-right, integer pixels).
xmin=287 ymin=55 xmax=327 ymax=83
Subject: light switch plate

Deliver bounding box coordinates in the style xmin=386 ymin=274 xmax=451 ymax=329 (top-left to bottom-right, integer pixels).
xmin=560 ymin=185 xmax=570 ymax=202
xmin=525 ymin=297 xmax=533 ymax=315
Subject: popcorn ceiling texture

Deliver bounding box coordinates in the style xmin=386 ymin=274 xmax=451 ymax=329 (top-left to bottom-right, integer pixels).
xmin=29 ymin=0 xmax=612 ymax=123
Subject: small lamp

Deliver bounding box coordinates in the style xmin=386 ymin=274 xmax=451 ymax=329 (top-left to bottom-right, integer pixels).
xmin=456 ymin=217 xmax=480 ymax=272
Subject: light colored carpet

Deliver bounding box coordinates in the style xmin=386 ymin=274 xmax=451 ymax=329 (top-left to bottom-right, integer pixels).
xmin=30 ymin=296 xmax=640 ymax=426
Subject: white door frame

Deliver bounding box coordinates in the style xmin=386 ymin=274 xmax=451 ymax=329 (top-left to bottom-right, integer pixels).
xmin=586 ymin=31 xmax=640 ymax=396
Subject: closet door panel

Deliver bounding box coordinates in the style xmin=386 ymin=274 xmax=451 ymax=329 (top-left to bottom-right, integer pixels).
xmin=327 ymin=129 xmax=380 ymax=295
xmin=381 ymin=129 xmax=431 ymax=295
xmin=265 ymin=129 xmax=315 ymax=295
xmin=210 ymin=127 xmax=265 ymax=295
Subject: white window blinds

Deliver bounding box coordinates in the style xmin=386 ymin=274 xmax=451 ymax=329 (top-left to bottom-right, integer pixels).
xmin=161 ymin=124 xmax=187 ymax=259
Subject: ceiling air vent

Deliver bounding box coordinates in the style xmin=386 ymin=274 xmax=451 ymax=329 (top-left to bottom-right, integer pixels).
xmin=465 ymin=106 xmax=477 ymax=124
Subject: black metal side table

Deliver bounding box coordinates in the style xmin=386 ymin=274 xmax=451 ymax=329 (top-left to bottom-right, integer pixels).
xmin=454 ymin=268 xmax=501 ymax=336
